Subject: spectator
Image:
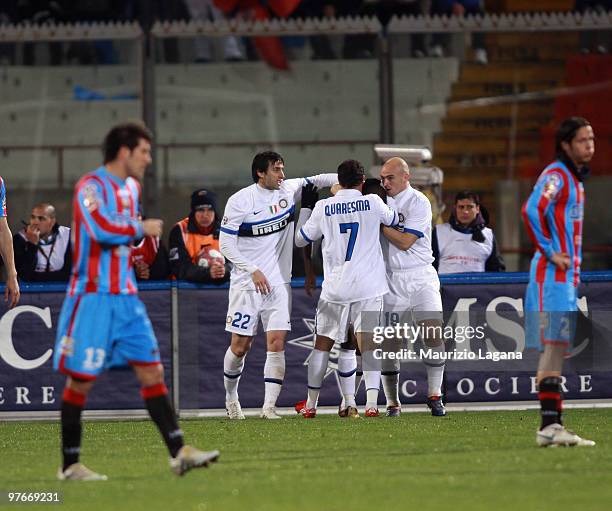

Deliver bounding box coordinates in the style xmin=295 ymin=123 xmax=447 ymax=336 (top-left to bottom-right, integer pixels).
xmin=131 ymin=215 xmax=171 ymax=281
xmin=13 ymin=202 xmax=71 ymax=282
xmin=575 ymin=1 xmax=612 ymax=54
xmin=184 ymin=0 xmax=244 ymax=62
xmin=429 ymin=0 xmax=488 ymax=64
xmin=168 ymin=188 xmax=230 ymax=283
xmin=432 ymin=190 xmax=505 ymax=273
xmin=342 ymin=1 xmax=427 ymax=59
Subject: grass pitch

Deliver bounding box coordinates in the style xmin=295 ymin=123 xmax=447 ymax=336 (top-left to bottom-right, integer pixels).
xmin=2 ymin=409 xmax=612 ymax=511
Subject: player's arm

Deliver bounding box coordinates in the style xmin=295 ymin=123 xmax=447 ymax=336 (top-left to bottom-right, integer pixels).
xmin=521 ymin=172 xmax=559 ymax=261
xmin=382 ymin=225 xmax=420 ymax=251
xmin=432 ymin=226 xmax=440 ymax=271
xmin=296 ymin=183 xmax=319 ymax=296
xmin=219 ymin=194 xmax=270 ymax=293
xmin=288 ymin=173 xmax=338 ymax=201
xmin=382 ymin=199 xmax=429 ymax=250
xmin=0 ymin=217 xmax=20 ymax=308
xmin=295 ymin=202 xmax=323 ymax=248
xmin=76 ymin=178 xmax=147 ymax=245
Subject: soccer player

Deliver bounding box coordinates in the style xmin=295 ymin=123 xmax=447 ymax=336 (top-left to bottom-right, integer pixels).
xmin=219 ymin=151 xmax=337 ymax=419
xmin=295 ymin=159 xmax=402 ymax=418
xmin=522 ymin=117 xmax=595 ymax=447
xmin=54 ymin=122 xmax=219 ymax=481
xmin=0 ymin=176 xmax=20 ymax=308
xmin=379 ymin=157 xmax=447 ymax=417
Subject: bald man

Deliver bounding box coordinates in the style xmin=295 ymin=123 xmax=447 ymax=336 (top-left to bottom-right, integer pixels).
xmin=14 ymin=203 xmax=72 ymax=282
xmin=379 ymin=157 xmax=447 ymax=417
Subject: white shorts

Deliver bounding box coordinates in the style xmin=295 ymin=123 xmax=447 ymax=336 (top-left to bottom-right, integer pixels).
xmin=385 ymin=265 xmax=443 ymax=323
xmin=315 ymin=295 xmax=384 ymax=343
xmin=225 ymin=284 xmax=292 ymax=336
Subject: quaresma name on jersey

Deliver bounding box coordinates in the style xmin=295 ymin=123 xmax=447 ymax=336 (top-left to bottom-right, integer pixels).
xmin=219 ymin=174 xmax=337 ymax=290
xmin=299 ymin=189 xmax=398 ymax=303
xmin=383 ymin=185 xmax=435 ymax=271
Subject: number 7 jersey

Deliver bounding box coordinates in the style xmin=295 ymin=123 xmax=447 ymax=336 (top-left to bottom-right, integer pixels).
xmin=298 ymin=189 xmax=398 ymax=303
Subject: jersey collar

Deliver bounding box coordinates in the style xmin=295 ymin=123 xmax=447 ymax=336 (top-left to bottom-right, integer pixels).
xmin=335 ymin=188 xmax=362 ymax=197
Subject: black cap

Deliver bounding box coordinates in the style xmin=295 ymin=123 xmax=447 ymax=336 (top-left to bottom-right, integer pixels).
xmin=190 ymin=188 xmax=218 ymax=212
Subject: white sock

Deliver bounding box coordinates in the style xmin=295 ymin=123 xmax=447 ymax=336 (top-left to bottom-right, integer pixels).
xmin=355 ymin=355 xmax=363 ymax=395
xmin=306 ymin=349 xmax=330 ymax=409
xmin=425 ymin=343 xmax=445 ymax=397
xmin=263 ymin=351 xmax=285 ymax=408
xmin=337 ymin=348 xmax=357 ymax=408
xmin=223 ymin=347 xmax=245 ymax=402
xmin=363 ymin=369 xmax=381 ymax=409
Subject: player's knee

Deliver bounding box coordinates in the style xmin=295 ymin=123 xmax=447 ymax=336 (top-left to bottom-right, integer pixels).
xmin=134 ymin=363 xmax=164 ymax=386
xmin=266 ymin=338 xmax=285 ymax=352
xmin=66 ymin=377 xmax=94 ymax=396
xmin=231 ymin=334 xmax=252 ymax=357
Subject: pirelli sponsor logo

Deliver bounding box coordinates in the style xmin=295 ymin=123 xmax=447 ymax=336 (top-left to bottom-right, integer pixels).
xmin=239 ymin=209 xmax=295 ymax=237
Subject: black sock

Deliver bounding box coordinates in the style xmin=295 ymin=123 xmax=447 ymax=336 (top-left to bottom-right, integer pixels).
xmin=61 ymin=388 xmax=85 ymax=471
xmin=538 ymin=376 xmax=563 ymax=430
xmin=142 ymin=384 xmax=184 ymax=458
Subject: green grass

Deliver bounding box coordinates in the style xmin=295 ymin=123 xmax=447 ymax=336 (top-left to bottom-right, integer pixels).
xmin=2 ymin=410 xmax=612 ymax=511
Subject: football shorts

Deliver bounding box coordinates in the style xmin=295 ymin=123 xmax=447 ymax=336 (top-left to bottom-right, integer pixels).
xmin=225 ymin=283 xmax=292 ymax=336
xmin=53 ymin=293 xmax=160 ymax=380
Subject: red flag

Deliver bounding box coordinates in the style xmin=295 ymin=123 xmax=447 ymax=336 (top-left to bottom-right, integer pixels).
xmin=252 ymin=4 xmax=289 ymax=70
xmin=213 ymin=0 xmax=240 ymax=13
xmin=267 ymin=0 xmax=302 ymax=18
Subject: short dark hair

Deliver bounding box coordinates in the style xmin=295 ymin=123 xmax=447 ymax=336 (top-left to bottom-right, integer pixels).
xmin=555 ymin=116 xmax=591 ymax=157
xmin=454 ymin=190 xmax=480 ymax=205
xmin=337 ymin=159 xmax=365 ymax=188
xmin=103 ymin=121 xmax=153 ymax=164
xmin=251 ymin=151 xmax=284 ymax=183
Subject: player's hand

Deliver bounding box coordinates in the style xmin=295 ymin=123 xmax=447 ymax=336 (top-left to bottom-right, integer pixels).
xmin=301 ymin=183 xmax=319 ymax=209
xmin=4 ymin=272 xmax=20 ymax=309
xmin=25 ymin=224 xmax=40 ymax=244
xmin=142 ymin=219 xmax=163 ymax=237
xmin=251 ymin=269 xmax=271 ymax=295
xmin=210 ymin=261 xmax=225 ymax=279
xmin=330 ymin=183 xmax=341 ymax=196
xmin=550 ymin=252 xmax=571 ymax=270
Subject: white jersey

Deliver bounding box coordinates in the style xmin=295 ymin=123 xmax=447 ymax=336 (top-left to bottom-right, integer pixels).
xmin=220 ymin=173 xmax=337 ymax=290
xmin=297 ymin=189 xmax=398 ymax=303
xmin=383 ymin=185 xmax=435 ymax=271
xmin=434 ymin=222 xmax=495 ymax=274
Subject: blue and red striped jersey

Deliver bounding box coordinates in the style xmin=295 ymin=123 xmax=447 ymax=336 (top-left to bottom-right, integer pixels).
xmin=522 ymin=159 xmax=584 ymax=287
xmin=0 ymin=176 xmax=7 ymax=217
xmin=68 ymin=166 xmax=144 ymax=296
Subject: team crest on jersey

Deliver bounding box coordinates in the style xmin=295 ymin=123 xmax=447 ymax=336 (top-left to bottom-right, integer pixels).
xmin=542 ymin=173 xmax=561 ymax=200
xmin=569 ymin=204 xmax=583 ymax=220
xmin=269 ymin=204 xmax=280 ymax=214
xmin=279 ymin=198 xmax=288 ymax=209
xmin=82 ymin=185 xmax=100 ymax=212
xmin=222 ymin=216 xmax=228 ymax=225
xmin=398 ymin=213 xmax=405 ymax=223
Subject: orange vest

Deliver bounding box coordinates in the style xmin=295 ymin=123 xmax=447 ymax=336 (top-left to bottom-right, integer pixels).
xmin=177 ymin=217 xmax=220 ymax=264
